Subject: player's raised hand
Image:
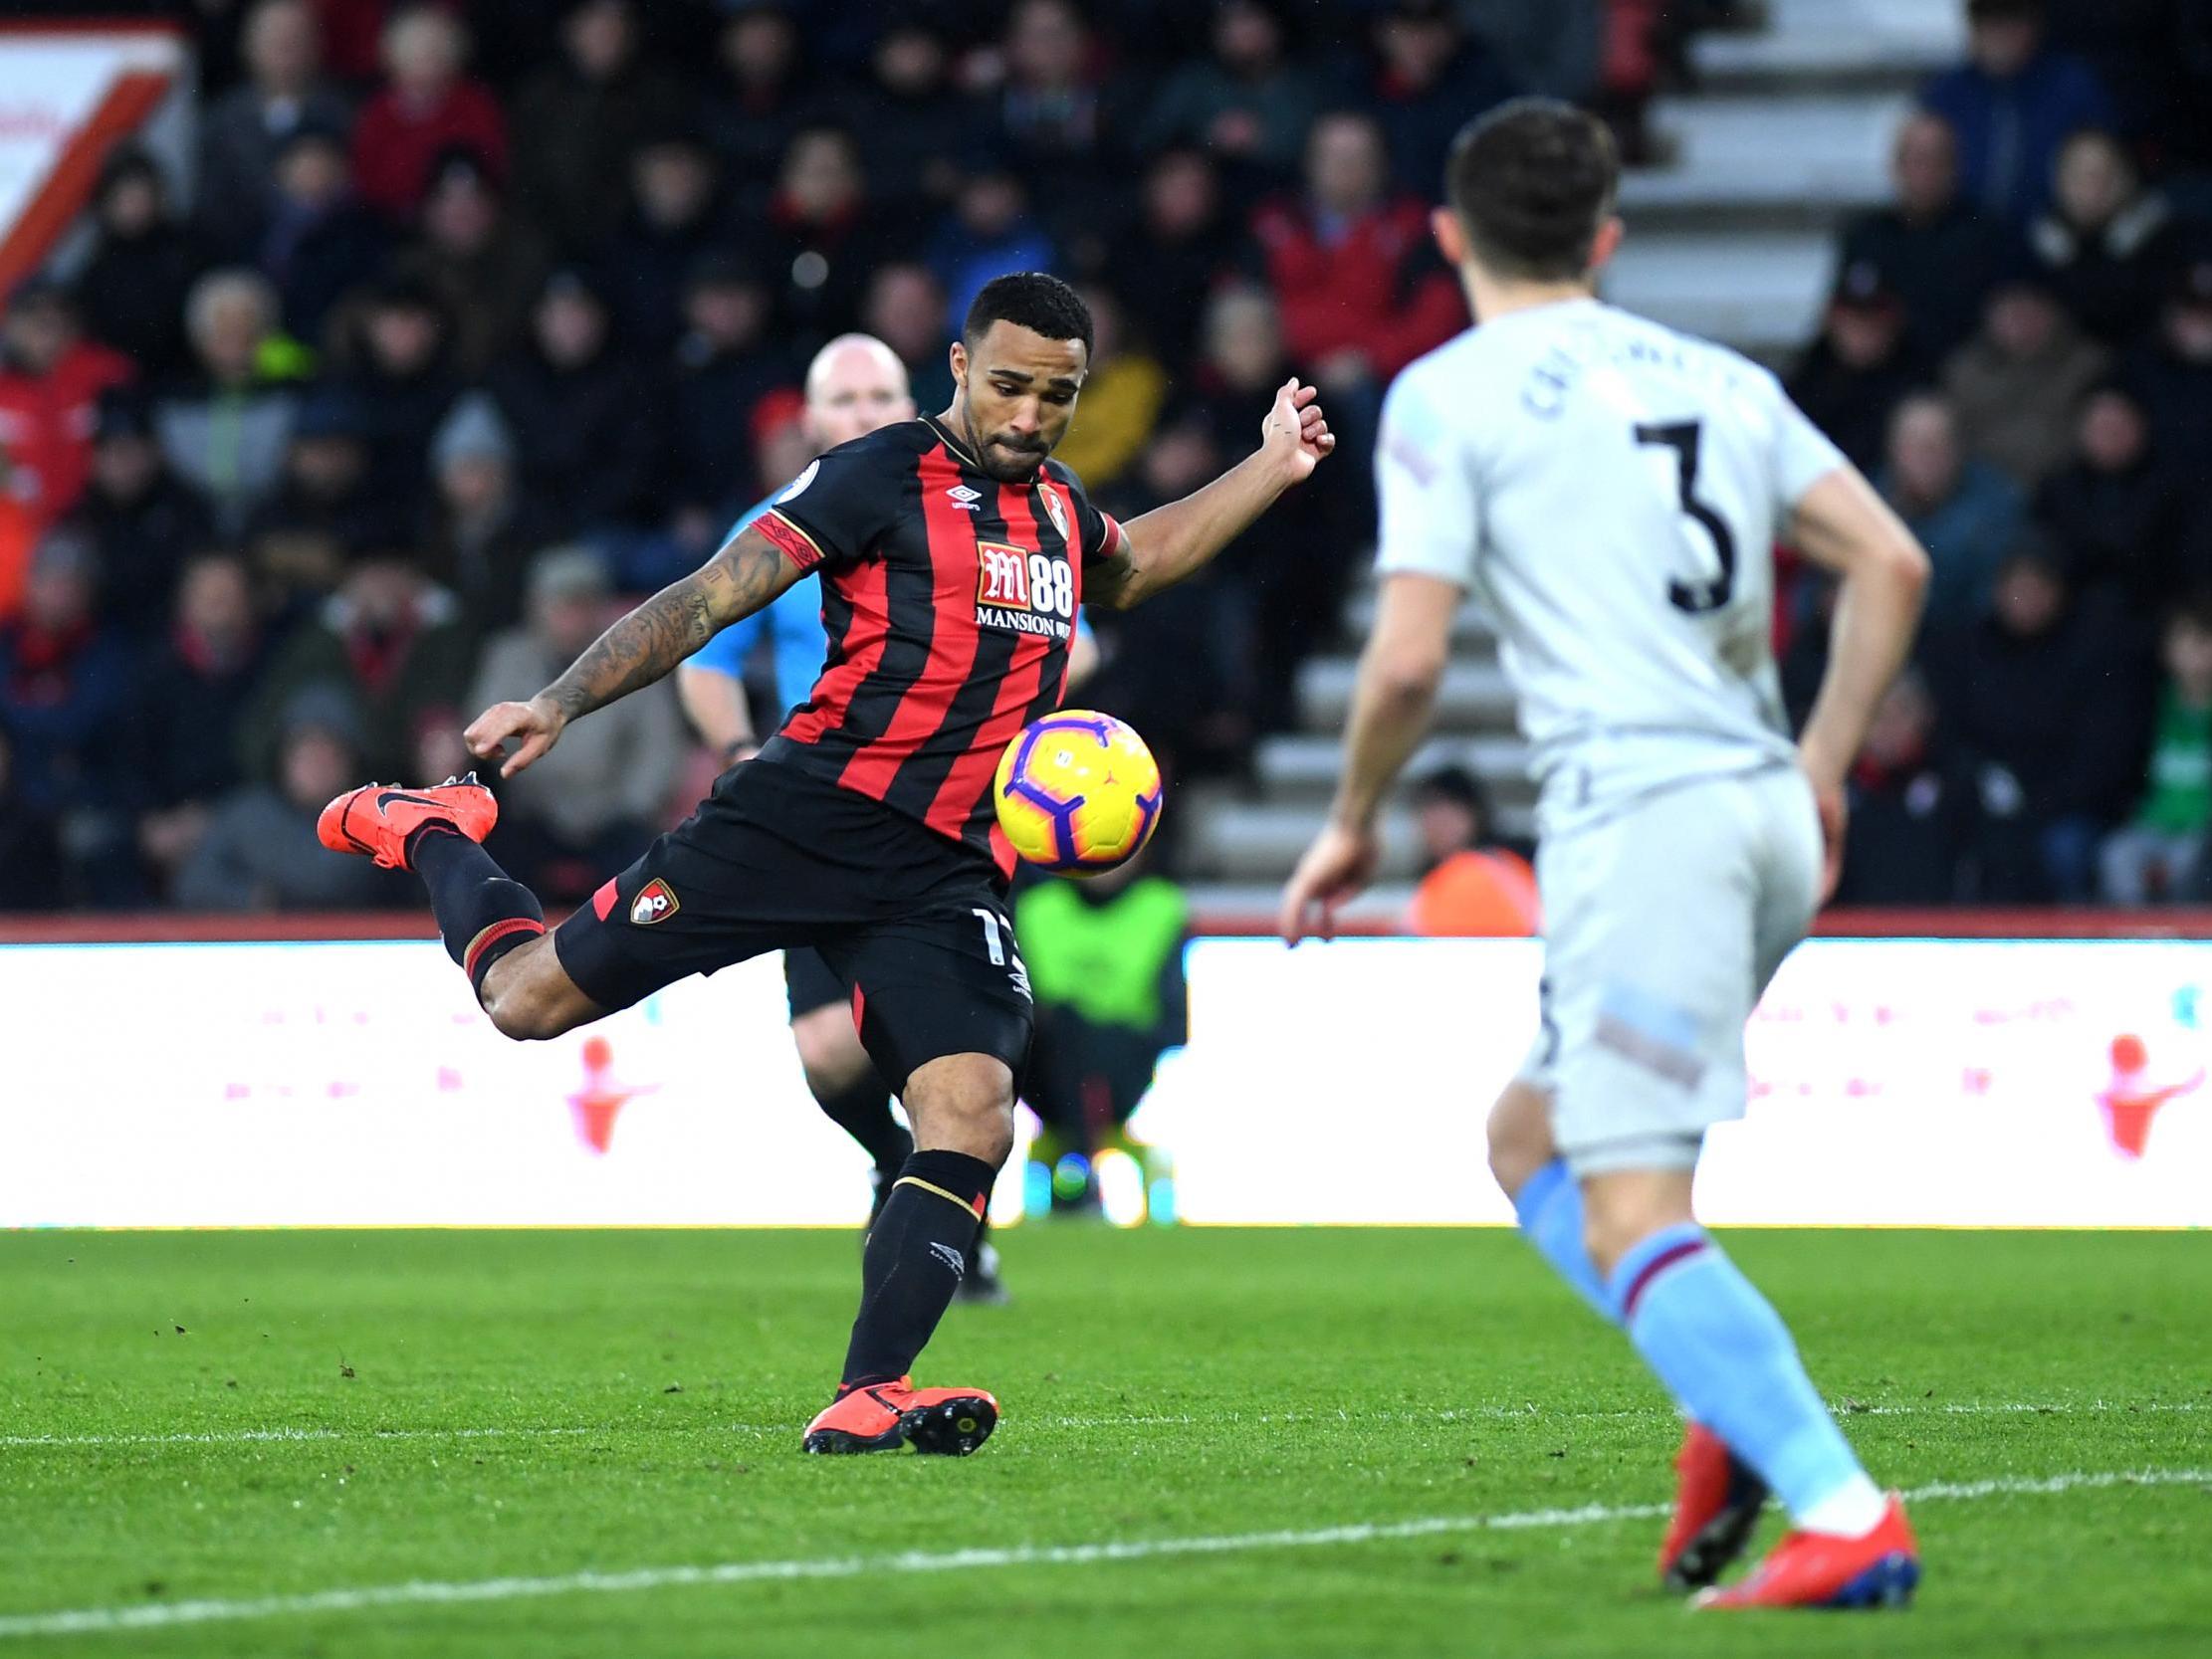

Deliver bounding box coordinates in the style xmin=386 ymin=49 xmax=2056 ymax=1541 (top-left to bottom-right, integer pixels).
xmin=1261 ymin=376 xmax=1336 ymax=484
xmin=1278 ymin=819 xmax=1380 ymax=945
xmin=465 ymin=695 xmax=567 ymax=779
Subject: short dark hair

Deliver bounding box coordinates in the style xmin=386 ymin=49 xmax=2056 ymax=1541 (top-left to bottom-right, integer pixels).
xmin=963 ymin=271 xmax=1093 ymax=357
xmin=1445 ymin=98 xmax=1619 ymax=282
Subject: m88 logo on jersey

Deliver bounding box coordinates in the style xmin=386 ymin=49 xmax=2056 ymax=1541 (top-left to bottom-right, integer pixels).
xmin=976 ymin=540 xmax=1074 ymax=635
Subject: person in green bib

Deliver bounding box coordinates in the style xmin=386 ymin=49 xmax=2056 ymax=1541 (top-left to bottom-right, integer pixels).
xmin=1015 ymin=853 xmax=1188 ymax=1213
xmin=2102 ymin=599 xmax=2212 ymax=904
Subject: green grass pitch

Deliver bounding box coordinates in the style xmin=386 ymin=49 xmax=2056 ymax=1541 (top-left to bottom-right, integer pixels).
xmin=2 ymin=1227 xmax=2206 ymax=1656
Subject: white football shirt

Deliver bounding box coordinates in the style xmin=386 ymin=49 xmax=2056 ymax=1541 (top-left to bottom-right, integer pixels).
xmin=1374 ymin=298 xmax=1846 ymax=828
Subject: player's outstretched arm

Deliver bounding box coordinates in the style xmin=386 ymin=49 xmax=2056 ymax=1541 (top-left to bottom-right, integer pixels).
xmin=1088 ymin=377 xmax=1333 ymax=610
xmin=466 ymin=523 xmax=802 ymax=778
xmin=1786 ymin=466 xmax=1931 ymax=895
xmin=1279 ymin=571 xmax=1460 ymax=943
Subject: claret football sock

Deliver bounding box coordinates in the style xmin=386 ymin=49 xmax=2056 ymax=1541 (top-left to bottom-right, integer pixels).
xmin=839 ymin=1148 xmax=995 ymax=1390
xmin=1512 ymin=1158 xmax=1614 ymax=1323
xmin=1610 ymin=1222 xmax=1881 ymax=1536
xmin=812 ymin=1075 xmax=914 ymax=1176
xmin=411 ymin=827 xmax=545 ymax=995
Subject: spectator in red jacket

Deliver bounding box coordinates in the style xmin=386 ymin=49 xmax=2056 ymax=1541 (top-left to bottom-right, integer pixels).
xmin=348 ymin=4 xmax=506 ymax=224
xmin=0 ymin=281 xmax=135 ymax=530
xmin=1249 ymin=109 xmax=1465 ymax=394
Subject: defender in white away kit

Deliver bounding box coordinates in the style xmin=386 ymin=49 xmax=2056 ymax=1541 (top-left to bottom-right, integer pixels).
xmin=1281 ymin=101 xmax=1931 ymax=1610
xmin=1378 ymin=299 xmax=1840 ymax=1171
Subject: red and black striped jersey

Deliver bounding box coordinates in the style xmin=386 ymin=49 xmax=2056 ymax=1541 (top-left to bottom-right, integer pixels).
xmin=751 ymin=413 xmax=1125 ymax=875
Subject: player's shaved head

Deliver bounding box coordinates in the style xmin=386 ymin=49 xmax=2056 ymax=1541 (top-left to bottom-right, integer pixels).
xmin=1445 ymin=98 xmax=1618 ymax=283
xmin=803 ymin=332 xmax=915 ymax=449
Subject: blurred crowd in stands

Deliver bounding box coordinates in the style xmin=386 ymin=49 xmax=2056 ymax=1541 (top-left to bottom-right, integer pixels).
xmin=1791 ymin=0 xmax=2212 ymax=906
xmin=12 ymin=0 xmax=2205 ymax=918
xmin=1 ymin=0 xmax=1714 ymax=912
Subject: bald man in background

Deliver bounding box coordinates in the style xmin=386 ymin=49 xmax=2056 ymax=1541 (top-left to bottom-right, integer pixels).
xmin=680 ymin=333 xmax=1092 ymax=1301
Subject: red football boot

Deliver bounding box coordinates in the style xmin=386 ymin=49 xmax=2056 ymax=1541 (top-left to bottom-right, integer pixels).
xmin=1696 ymin=1494 xmax=1920 ymax=1610
xmin=1659 ymin=1422 xmax=1769 ymax=1591
xmin=319 ymin=774 xmax=498 ymax=871
xmin=802 ymin=1377 xmax=999 ymax=1456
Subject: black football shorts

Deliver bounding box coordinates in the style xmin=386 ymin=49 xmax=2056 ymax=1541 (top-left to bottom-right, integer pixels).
xmin=553 ymin=760 xmax=1032 ymax=1092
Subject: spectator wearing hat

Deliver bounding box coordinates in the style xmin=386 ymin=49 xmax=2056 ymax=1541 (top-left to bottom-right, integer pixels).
xmin=1879 ymin=390 xmax=2026 ymax=636
xmin=174 ymin=684 xmax=403 ymax=911
xmin=1837 ymin=110 xmax=2014 ymax=361
xmin=669 ymin=252 xmax=793 ymax=524
xmin=2120 ymin=256 xmax=2212 ymax=481
xmin=239 ymin=554 xmax=473 ymax=783
xmin=74 ymin=393 xmax=217 ymax=640
xmin=387 ymin=148 xmax=551 ymax=377
xmin=1404 ymin=765 xmax=1539 ymax=936
xmin=1787 ymin=262 xmax=1935 ymax=476
xmin=157 ymin=269 xmax=310 ymax=538
xmin=840 ymin=20 xmax=976 ymax=214
xmin=2035 ymin=382 xmax=2191 ymax=616
xmin=329 ymin=276 xmax=461 ymax=507
xmin=1935 ymin=537 xmax=2152 ymax=900
xmin=349 ymin=5 xmax=507 ymax=224
xmin=0 ymin=526 xmax=138 ymax=903
xmin=2026 ymin=128 xmax=2180 ymax=347
xmin=0 ymin=281 xmax=136 ymax=529
xmin=133 ymin=551 xmax=273 ymax=892
xmin=417 ymin=393 xmax=539 ymax=634
xmin=603 ymin=131 xmax=732 ymax=356
xmin=257 ymin=120 xmax=389 ymax=343
xmin=508 ymin=0 xmax=689 ymax=259
xmin=1921 ymin=0 xmax=2115 ymax=227
xmin=71 ymin=149 xmax=208 ymax=383
xmin=196 ymin=0 xmax=356 ymax=259
xmin=1941 ymin=269 xmax=2108 ymax=487
xmin=483 ymin=270 xmax=660 ymax=539
xmin=1138 ymin=0 xmax=1324 ymax=186
xmin=244 ymin=384 xmax=405 ymax=555
xmin=466 ymin=544 xmax=682 ymax=903
xmin=1346 ymin=0 xmax=1520 ymax=197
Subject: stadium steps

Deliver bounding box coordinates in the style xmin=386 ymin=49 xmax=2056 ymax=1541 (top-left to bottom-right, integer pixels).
xmin=1174 ymin=0 xmax=1955 ymax=886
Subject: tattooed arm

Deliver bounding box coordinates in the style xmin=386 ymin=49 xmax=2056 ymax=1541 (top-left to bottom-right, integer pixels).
xmin=465 ymin=524 xmax=802 ymax=778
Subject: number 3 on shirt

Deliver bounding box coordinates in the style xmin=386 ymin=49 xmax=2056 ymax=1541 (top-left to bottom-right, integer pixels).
xmin=1636 ymin=420 xmax=1737 ymax=614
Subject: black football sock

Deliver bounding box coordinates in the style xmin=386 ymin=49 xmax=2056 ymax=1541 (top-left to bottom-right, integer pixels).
xmin=839 ymin=1148 xmax=995 ymax=1389
xmin=810 ymin=1073 xmax=914 ymax=1174
xmin=410 ymin=826 xmax=546 ymax=994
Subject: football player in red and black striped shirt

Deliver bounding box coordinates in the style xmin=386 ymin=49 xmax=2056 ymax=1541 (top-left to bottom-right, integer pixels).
xmin=318 ymin=273 xmax=1335 ymax=1455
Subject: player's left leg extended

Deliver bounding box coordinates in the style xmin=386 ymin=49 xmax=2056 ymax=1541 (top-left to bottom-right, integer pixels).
xmin=319 ymin=776 xmax=601 ymax=1039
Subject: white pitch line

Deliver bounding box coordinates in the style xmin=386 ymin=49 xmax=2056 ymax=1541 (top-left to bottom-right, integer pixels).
xmin=3 ymin=1398 xmax=2200 ymax=1452
xmin=0 ymin=1466 xmax=2202 ymax=1640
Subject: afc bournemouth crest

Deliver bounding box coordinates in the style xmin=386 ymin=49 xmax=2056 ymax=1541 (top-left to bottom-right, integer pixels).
xmin=1037 ymin=483 xmax=1069 ymax=540
xmin=629 ymin=878 xmax=680 ymax=926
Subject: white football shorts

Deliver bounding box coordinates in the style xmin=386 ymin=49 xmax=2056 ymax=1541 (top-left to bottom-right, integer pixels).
xmin=1518 ymin=762 xmax=1822 ymax=1176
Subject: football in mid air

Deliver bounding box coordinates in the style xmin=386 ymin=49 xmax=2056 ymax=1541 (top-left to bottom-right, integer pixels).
xmin=995 ymin=711 xmax=1162 ymax=875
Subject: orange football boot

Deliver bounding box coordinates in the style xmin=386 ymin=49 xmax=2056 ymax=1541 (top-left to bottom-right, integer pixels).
xmin=1696 ymin=1494 xmax=1920 ymax=1610
xmin=319 ymin=774 xmax=498 ymax=871
xmin=802 ymin=1377 xmax=999 ymax=1456
xmin=1659 ymin=1422 xmax=1769 ymax=1591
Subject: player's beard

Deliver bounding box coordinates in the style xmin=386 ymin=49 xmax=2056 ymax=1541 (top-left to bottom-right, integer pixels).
xmin=966 ymin=412 xmax=1049 ymax=482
